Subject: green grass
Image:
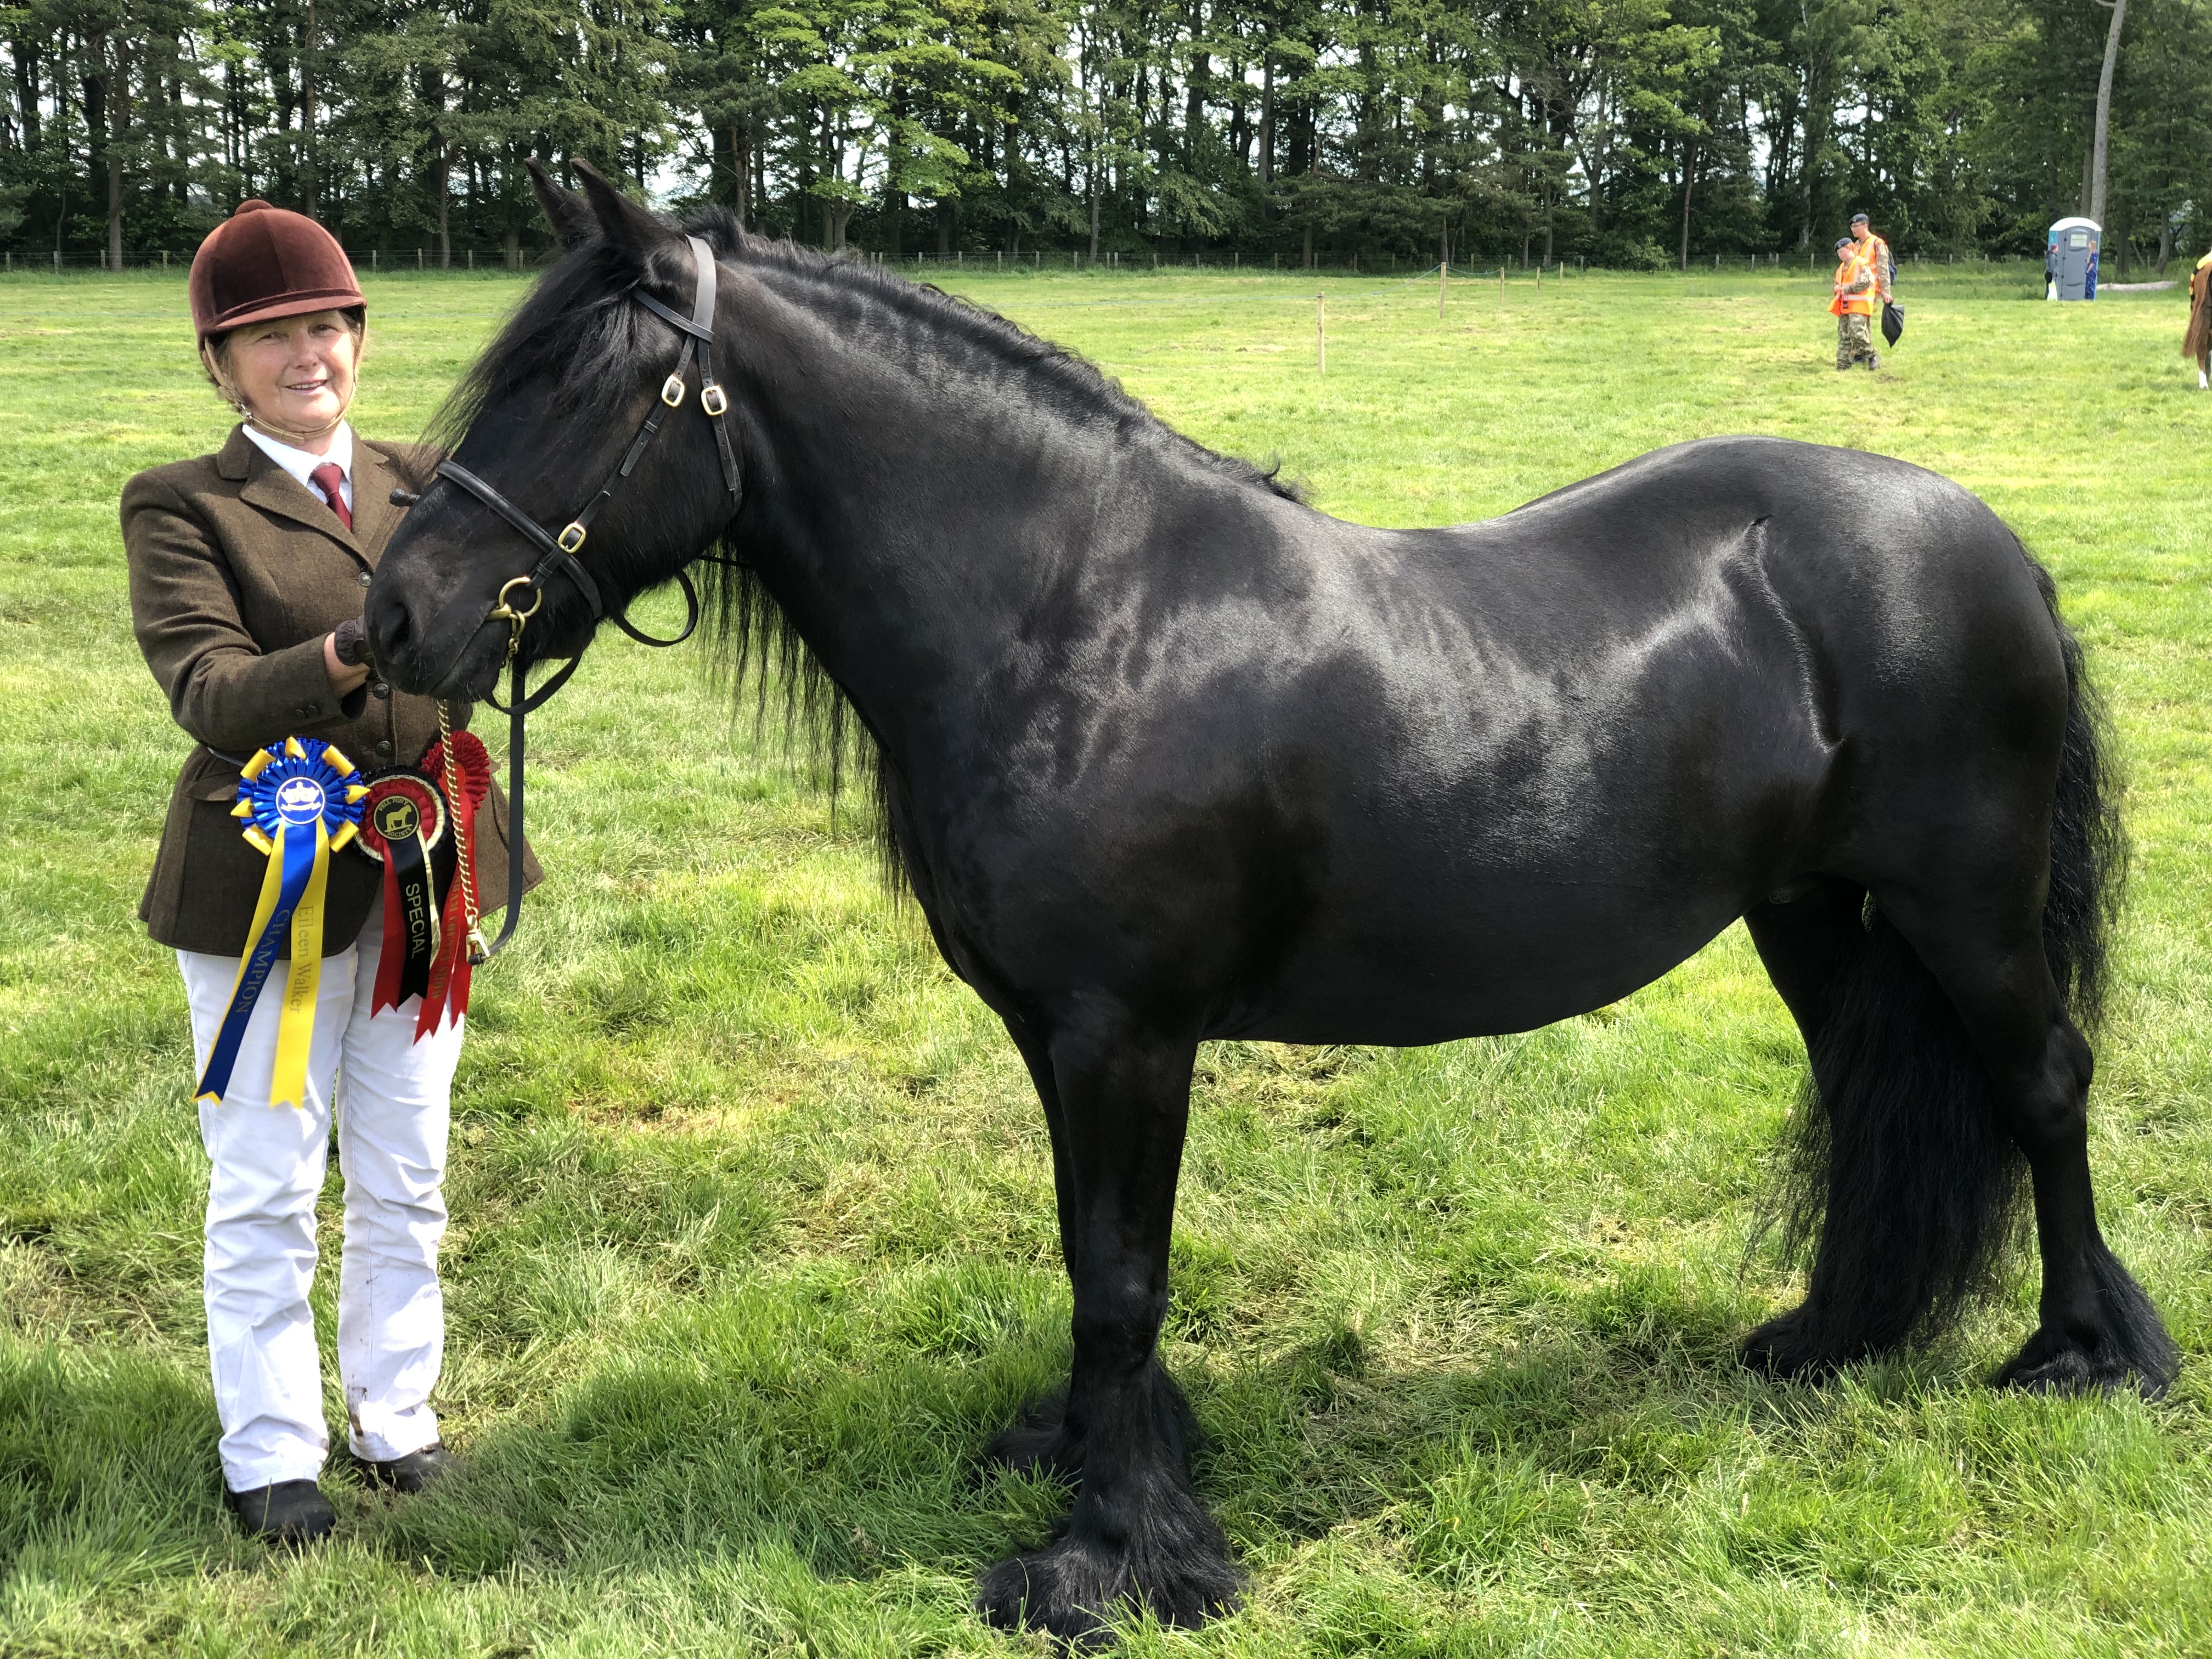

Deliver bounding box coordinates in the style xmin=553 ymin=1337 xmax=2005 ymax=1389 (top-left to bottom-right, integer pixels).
xmin=3 ymin=261 xmax=2209 ymax=1656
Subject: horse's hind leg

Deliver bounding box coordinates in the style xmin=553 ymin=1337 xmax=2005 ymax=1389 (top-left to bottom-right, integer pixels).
xmin=1740 ymin=877 xmax=1951 ymax=1375
xmin=1877 ymin=887 xmax=2177 ymax=1393
xmin=1742 ymin=874 xmax=2175 ymax=1394
xmin=977 ymin=1000 xmax=1239 ymax=1641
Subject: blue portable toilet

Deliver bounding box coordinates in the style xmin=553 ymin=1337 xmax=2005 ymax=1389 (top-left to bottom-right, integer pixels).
xmin=2046 ymin=217 xmax=2101 ymax=300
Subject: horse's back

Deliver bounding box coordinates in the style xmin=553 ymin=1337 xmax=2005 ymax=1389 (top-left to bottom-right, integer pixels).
xmin=1435 ymin=435 xmax=2038 ymax=634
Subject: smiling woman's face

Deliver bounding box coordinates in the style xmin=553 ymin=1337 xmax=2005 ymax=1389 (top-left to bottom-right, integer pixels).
xmin=210 ymin=309 xmax=360 ymax=441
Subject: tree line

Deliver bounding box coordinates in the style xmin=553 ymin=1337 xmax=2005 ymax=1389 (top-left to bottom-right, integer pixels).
xmin=6 ymin=0 xmax=2211 ymax=274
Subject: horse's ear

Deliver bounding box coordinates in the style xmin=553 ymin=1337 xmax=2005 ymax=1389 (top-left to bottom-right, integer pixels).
xmin=571 ymin=157 xmax=674 ymax=267
xmin=529 ymin=158 xmax=596 ymax=251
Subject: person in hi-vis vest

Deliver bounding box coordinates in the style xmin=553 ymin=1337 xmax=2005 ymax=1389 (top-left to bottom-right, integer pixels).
xmin=1830 ymin=237 xmax=1878 ymax=372
xmin=1852 ymin=213 xmax=1893 ymax=308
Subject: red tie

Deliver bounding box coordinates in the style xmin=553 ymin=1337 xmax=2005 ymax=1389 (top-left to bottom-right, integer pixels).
xmin=309 ymin=462 xmax=352 ymax=531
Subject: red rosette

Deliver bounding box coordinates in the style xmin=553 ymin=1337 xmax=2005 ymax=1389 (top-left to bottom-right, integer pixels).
xmin=417 ymin=729 xmax=491 ymax=811
xmin=414 ymin=727 xmax=493 ymax=1041
xmin=354 ymin=771 xmax=447 ymax=864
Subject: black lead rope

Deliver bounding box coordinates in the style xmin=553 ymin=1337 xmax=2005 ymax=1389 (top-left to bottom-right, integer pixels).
xmin=491 ymin=658 xmax=531 ymax=957
xmin=408 ymin=234 xmax=743 ymax=960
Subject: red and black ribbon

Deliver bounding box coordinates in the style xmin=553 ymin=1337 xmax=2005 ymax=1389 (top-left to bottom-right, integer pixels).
xmin=357 ymin=771 xmax=447 ymax=1017
xmin=416 ymin=729 xmax=492 ymax=1040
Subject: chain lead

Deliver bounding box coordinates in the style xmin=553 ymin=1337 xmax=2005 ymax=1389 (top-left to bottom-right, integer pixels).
xmin=438 ymin=699 xmax=489 ymax=963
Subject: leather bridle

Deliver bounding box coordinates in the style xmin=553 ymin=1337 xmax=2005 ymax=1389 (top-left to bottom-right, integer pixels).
xmin=400 ymin=233 xmax=742 ymax=958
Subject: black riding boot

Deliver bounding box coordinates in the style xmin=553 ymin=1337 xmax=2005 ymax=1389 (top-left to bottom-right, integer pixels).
xmin=354 ymin=1441 xmax=457 ymax=1494
xmin=225 ymin=1479 xmax=335 ymax=1543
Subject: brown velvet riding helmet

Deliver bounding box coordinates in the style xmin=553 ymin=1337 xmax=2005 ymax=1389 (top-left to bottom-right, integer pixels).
xmin=188 ymin=199 xmax=364 ymax=339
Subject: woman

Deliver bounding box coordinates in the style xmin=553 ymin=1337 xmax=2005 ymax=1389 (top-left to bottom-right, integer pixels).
xmin=123 ymin=200 xmax=537 ymax=1542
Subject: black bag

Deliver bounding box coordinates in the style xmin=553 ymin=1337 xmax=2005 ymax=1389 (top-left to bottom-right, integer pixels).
xmin=1881 ymin=300 xmax=1905 ymax=347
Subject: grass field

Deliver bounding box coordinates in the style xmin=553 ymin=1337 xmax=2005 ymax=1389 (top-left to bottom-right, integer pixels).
xmin=3 ymin=259 xmax=2210 ymax=1657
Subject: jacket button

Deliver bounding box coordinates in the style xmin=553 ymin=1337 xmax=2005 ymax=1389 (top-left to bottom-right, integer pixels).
xmin=356 ymin=570 xmax=373 ymax=587
xmin=376 ymin=738 xmax=394 ymax=756
xmin=371 ymin=681 xmax=390 ymax=699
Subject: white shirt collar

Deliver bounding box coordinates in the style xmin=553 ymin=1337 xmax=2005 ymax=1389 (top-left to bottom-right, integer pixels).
xmin=241 ymin=421 xmax=354 ymax=505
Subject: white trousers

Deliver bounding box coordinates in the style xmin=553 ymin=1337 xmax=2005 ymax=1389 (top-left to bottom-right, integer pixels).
xmin=178 ymin=899 xmax=464 ymax=1491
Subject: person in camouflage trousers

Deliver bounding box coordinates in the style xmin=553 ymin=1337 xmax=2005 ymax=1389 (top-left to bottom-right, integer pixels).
xmin=1830 ymin=236 xmax=1878 ymax=371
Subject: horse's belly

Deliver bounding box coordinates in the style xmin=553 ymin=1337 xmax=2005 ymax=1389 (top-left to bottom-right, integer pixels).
xmin=1221 ymin=868 xmax=1750 ymax=1045
xmin=1209 ymin=720 xmax=1818 ymax=1045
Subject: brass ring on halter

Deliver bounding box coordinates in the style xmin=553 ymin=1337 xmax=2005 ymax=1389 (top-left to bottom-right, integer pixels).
xmin=489 ymin=575 xmax=543 ymax=625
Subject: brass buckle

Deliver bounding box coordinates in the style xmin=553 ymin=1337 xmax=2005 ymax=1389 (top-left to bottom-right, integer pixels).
xmin=661 ymin=374 xmax=686 ymax=408
xmin=700 ymin=381 xmax=728 ymax=417
xmin=556 ymin=522 xmax=588 ymax=554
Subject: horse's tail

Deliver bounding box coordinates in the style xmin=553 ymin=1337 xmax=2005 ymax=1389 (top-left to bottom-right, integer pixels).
xmin=1757 ymin=541 xmax=2124 ymax=1368
xmin=2027 ymin=548 xmax=2126 ymax=1034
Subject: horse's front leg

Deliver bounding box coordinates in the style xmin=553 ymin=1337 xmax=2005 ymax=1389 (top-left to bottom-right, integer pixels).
xmin=977 ymin=1001 xmax=1240 ymax=1643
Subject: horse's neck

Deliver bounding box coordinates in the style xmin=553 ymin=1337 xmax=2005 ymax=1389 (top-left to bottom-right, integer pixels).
xmin=725 ymin=278 xmax=1181 ymax=754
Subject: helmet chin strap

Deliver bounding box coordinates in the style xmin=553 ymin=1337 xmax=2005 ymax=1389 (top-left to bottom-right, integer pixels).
xmin=235 ymin=391 xmax=354 ymax=445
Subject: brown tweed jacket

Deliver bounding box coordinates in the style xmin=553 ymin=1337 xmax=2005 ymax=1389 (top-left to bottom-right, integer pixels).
xmin=125 ymin=426 xmax=541 ymax=957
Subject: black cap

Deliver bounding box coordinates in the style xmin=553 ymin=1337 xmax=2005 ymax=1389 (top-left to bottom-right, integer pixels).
xmin=1851 ymin=212 xmax=1870 ymax=225
xmin=1835 ymin=237 xmax=1855 ymax=252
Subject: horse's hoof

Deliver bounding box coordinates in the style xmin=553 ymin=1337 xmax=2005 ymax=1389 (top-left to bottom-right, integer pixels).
xmin=977 ymin=1526 xmax=1240 ymax=1645
xmin=977 ymin=1539 xmax=1118 ymax=1648
xmin=1739 ymin=1308 xmax=1838 ymax=1381
xmin=1993 ymin=1326 xmax=2170 ymax=1399
xmin=1994 ymin=1251 xmax=2179 ymax=1398
xmin=977 ymin=1472 xmax=1241 ymax=1643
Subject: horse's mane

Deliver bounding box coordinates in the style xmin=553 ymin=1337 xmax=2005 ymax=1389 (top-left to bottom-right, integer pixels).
xmin=682 ymin=207 xmax=1300 ymax=500
xmin=429 ymin=204 xmax=1302 ymax=501
xmin=428 ymin=206 xmax=1294 ymax=893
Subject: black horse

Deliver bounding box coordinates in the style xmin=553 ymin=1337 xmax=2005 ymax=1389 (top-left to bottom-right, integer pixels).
xmin=368 ymin=163 xmax=2177 ymax=1641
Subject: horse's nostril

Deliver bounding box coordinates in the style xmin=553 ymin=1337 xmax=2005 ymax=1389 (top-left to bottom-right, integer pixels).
xmin=366 ymin=588 xmax=414 ymax=658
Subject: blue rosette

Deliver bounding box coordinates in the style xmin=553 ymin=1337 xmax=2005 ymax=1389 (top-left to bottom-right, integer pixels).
xmin=194 ymin=736 xmax=368 ymax=1107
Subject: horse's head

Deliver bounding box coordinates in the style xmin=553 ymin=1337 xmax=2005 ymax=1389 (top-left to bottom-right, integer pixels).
xmin=368 ymin=160 xmax=744 ymax=700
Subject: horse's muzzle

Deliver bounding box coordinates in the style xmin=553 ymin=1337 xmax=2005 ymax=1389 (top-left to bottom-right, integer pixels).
xmin=364 ymin=581 xmax=507 ymax=701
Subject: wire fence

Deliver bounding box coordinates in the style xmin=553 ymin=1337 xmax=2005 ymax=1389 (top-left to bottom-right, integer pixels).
xmin=2 ymin=246 xmax=2045 ymax=279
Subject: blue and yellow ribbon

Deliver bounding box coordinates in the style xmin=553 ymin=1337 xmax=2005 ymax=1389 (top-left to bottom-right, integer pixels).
xmin=194 ymin=736 xmax=367 ymax=1107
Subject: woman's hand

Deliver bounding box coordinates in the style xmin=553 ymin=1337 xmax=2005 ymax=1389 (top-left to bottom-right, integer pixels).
xmin=323 ymin=629 xmax=371 ymax=692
